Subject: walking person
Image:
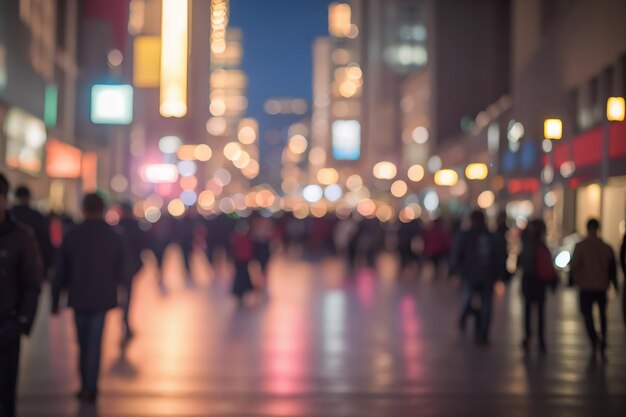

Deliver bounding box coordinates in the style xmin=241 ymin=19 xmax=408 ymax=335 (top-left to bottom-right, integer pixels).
xmin=11 ymin=185 xmax=53 ymax=277
xmin=494 ymin=211 xmax=512 ymax=284
xmin=451 ymin=210 xmax=498 ymax=345
xmin=570 ymin=218 xmax=618 ymax=356
xmin=518 ymin=220 xmax=558 ymax=353
xmin=52 ymin=193 xmax=126 ymax=402
xmin=424 ymin=217 xmax=452 ymax=280
xmin=0 ymin=174 xmax=42 ymax=417
xmin=231 ymin=220 xmax=255 ymax=306
xmin=149 ymin=211 xmax=173 ymax=292
xmin=116 ymin=202 xmax=147 ymax=341
xmin=177 ymin=209 xmax=198 ymax=286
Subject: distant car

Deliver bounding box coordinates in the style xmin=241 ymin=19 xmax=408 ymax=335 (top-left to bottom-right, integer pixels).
xmin=553 ymin=233 xmax=581 ymax=271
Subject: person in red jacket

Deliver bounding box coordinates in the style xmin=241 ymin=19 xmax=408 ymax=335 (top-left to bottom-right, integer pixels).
xmin=231 ymin=220 xmax=255 ymax=306
xmin=424 ymin=217 xmax=453 ymax=280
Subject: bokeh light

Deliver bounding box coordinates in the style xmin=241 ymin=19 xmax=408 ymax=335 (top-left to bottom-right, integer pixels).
xmin=373 ymin=161 xmax=397 ymax=180
xmin=324 ymin=184 xmax=343 ymax=202
xmin=390 ymin=180 xmax=408 ymax=198
xmin=194 ymin=144 xmax=212 ymax=161
xmin=303 ymin=184 xmax=323 ymax=203
xmin=180 ymin=190 xmax=198 ymax=206
xmin=168 ymin=198 xmax=186 ymax=216
xmin=477 ymin=190 xmax=495 ymax=209
xmin=158 ymin=135 xmax=182 ymax=154
xmin=288 ymin=134 xmax=308 ymax=154
xmin=177 ymin=160 xmax=197 ymax=177
xmin=407 ymin=164 xmax=425 ymax=182
xmin=317 ymin=168 xmax=339 ymax=185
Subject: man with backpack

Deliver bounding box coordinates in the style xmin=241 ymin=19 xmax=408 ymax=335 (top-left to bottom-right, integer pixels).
xmin=571 ymin=218 xmax=617 ymax=356
xmin=451 ymin=210 xmax=499 ymax=345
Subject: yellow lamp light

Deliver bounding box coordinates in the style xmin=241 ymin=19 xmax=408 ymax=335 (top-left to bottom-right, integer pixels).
xmin=544 ymin=118 xmax=562 ymax=140
xmin=607 ymin=97 xmax=625 ymax=122
xmin=373 ymin=161 xmax=397 ymax=180
xmin=317 ymin=168 xmax=339 ymax=185
xmin=465 ymin=163 xmax=489 ymax=180
xmin=160 ymin=0 xmax=188 ymax=117
xmin=434 ymin=169 xmax=458 ymax=186
xmin=328 ymin=3 xmax=352 ymax=38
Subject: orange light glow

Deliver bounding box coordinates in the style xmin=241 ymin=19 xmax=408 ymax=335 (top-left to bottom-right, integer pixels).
xmin=46 ymin=139 xmax=82 ymax=179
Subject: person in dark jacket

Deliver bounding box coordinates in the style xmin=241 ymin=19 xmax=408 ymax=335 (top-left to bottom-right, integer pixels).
xmin=450 ymin=210 xmax=498 ymax=345
xmin=52 ymin=193 xmax=126 ymax=403
xmin=149 ymin=211 xmax=173 ymax=291
xmin=494 ymin=211 xmax=512 ymax=284
xmin=0 ymin=174 xmax=42 ymax=417
xmin=177 ymin=209 xmax=197 ymax=285
xmin=398 ymin=218 xmax=423 ymax=274
xmin=11 ymin=185 xmax=53 ymax=276
xmin=571 ymin=219 xmax=617 ymax=356
xmin=116 ymin=202 xmax=147 ymax=341
xmin=518 ymin=219 xmax=557 ymax=353
xmin=231 ymin=220 xmax=255 ymax=305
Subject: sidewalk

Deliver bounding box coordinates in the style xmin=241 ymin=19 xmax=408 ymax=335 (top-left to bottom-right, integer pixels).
xmin=17 ymin=252 xmax=626 ymax=416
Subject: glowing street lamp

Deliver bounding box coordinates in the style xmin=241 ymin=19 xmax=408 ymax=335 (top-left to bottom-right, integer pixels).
xmin=328 ymin=3 xmax=351 ymax=38
xmin=544 ymin=118 xmax=562 ymax=140
xmin=607 ymin=97 xmax=625 ymax=122
xmin=465 ymin=163 xmax=489 ymax=180
xmin=373 ymin=161 xmax=397 ymax=180
xmin=434 ymin=169 xmax=458 ymax=186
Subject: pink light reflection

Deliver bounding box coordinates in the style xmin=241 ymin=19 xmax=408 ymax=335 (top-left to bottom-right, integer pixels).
xmin=355 ymin=269 xmax=375 ymax=310
xmin=400 ymin=295 xmax=423 ymax=381
xmin=262 ymin=304 xmax=310 ymax=395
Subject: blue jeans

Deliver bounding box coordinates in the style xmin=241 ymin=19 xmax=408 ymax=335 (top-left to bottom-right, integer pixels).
xmin=74 ymin=311 xmax=106 ymax=395
xmin=460 ymin=281 xmax=493 ymax=342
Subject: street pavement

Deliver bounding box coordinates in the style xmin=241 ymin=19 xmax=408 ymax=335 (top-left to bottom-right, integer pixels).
xmin=16 ymin=248 xmax=626 ymax=417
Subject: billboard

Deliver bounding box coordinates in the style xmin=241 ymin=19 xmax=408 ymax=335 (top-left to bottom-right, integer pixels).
xmin=4 ymin=107 xmax=46 ymax=175
xmin=332 ymin=119 xmax=360 ymax=160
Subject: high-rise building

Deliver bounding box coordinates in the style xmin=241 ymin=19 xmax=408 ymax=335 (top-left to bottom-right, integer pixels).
xmin=0 ymin=0 xmax=88 ymax=212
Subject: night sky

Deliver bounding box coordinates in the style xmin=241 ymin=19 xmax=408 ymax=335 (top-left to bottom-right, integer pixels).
xmin=229 ymin=0 xmax=334 ymax=126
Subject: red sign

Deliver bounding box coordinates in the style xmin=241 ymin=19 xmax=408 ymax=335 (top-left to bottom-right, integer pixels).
xmin=46 ymin=139 xmax=82 ymax=179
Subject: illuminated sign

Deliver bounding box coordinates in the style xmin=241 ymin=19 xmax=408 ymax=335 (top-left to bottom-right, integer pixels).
xmin=82 ymin=152 xmax=98 ymax=192
xmin=4 ymin=107 xmax=46 ymax=175
xmin=160 ymin=0 xmax=188 ymax=117
xmin=44 ymin=84 xmax=58 ymax=127
xmin=46 ymin=139 xmax=82 ymax=179
xmin=332 ymin=120 xmax=361 ymax=160
xmin=133 ymin=36 xmax=161 ymax=88
xmin=91 ymin=84 xmax=134 ymax=125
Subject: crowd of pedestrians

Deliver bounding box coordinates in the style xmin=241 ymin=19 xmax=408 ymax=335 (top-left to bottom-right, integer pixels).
xmin=1 ymin=171 xmax=626 ymax=415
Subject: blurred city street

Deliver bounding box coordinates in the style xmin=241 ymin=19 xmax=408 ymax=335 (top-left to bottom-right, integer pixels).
xmin=18 ymin=251 xmax=626 ymax=417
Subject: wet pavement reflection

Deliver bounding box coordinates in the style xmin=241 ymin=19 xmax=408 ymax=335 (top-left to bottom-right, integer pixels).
xmin=17 ymin=251 xmax=626 ymax=416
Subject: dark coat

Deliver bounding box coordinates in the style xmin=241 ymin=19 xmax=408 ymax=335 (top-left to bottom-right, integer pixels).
xmin=117 ymin=217 xmax=146 ymax=278
xmin=53 ymin=219 xmax=126 ymax=313
xmin=11 ymin=204 xmax=53 ymax=271
xmin=0 ymin=213 xmax=42 ymax=334
xmin=518 ymin=240 xmax=551 ymax=301
xmin=450 ymin=226 xmax=498 ymax=284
